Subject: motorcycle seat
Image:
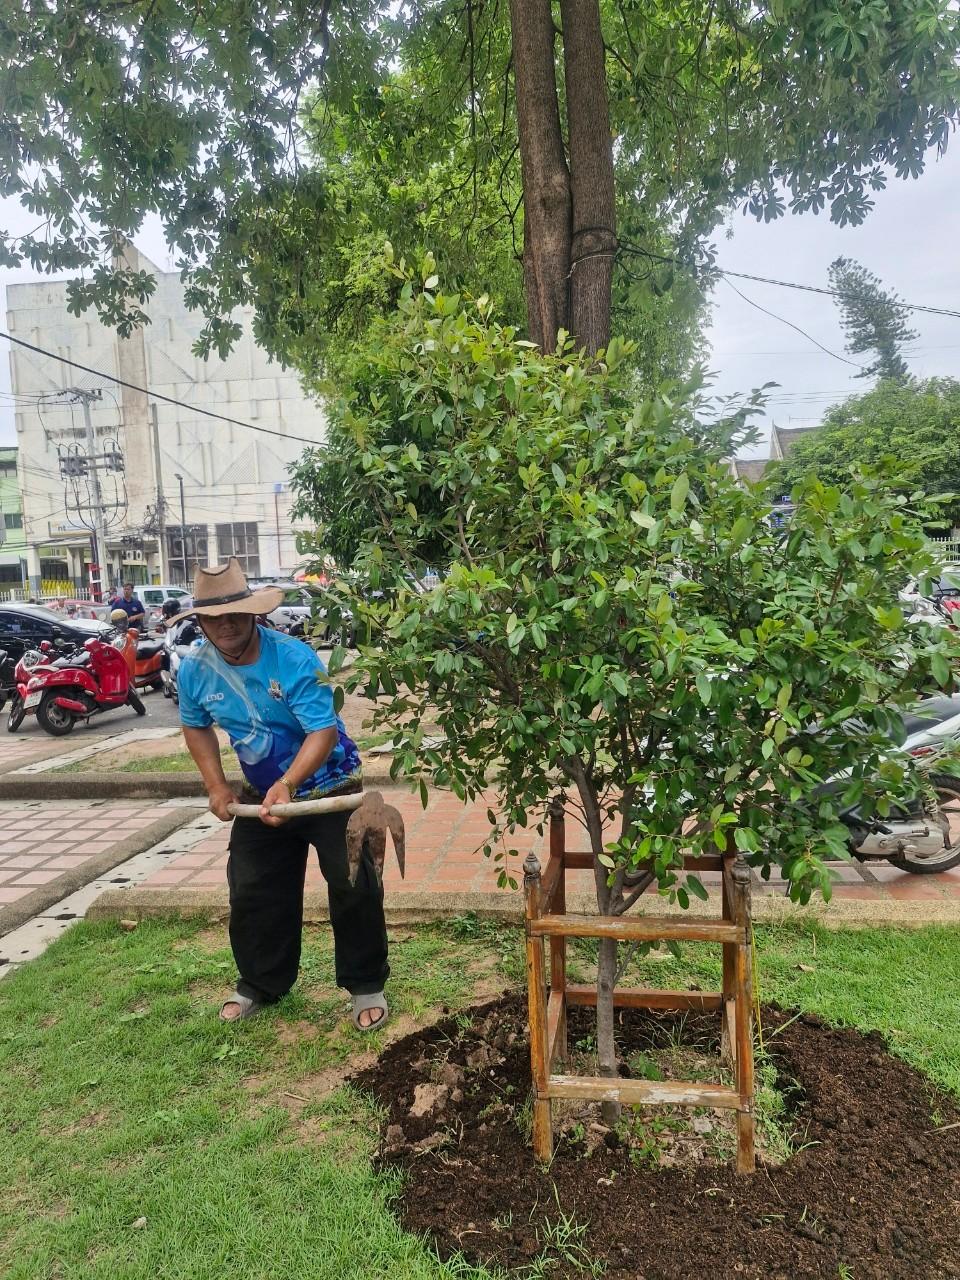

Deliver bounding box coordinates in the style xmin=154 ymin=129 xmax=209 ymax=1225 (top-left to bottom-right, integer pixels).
xmin=902 ymin=695 xmax=960 ymax=737
xmin=137 ymin=639 xmax=165 ymax=658
xmin=52 ymin=653 xmax=90 ymax=669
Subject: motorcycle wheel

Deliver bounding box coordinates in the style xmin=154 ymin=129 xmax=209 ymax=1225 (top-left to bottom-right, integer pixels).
xmin=128 ymin=690 xmax=147 ymax=716
xmin=36 ymin=691 xmax=76 ymax=736
xmin=891 ymin=775 xmax=960 ymax=873
xmin=6 ymin=696 xmax=25 ymax=733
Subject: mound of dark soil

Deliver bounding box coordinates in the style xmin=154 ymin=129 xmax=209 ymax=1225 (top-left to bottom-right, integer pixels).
xmin=354 ymin=994 xmax=960 ymax=1279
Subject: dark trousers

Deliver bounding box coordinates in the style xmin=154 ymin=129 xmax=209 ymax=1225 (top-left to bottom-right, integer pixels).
xmin=227 ymin=809 xmax=389 ymax=1004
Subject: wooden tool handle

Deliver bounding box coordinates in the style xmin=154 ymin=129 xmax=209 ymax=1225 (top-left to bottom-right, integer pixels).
xmin=228 ymin=792 xmax=365 ymax=818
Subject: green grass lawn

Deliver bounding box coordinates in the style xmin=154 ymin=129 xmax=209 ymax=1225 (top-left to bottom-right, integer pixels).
xmin=56 ymin=751 xmax=201 ymax=775
xmin=0 ymin=917 xmax=957 ymax=1279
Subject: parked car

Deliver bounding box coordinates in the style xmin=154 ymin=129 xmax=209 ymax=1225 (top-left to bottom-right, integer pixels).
xmin=0 ymin=603 xmax=111 ymax=667
xmin=245 ymin=578 xmax=357 ymax=647
xmin=138 ymin=585 xmax=193 ymax=627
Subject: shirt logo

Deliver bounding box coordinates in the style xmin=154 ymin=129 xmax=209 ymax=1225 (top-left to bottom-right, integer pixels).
xmin=204 ymin=692 xmax=225 ymax=703
xmin=268 ymin=679 xmax=284 ymax=701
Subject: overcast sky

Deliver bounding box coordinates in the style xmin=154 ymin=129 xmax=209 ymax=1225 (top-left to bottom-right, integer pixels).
xmin=2 ymin=141 xmax=959 ymax=456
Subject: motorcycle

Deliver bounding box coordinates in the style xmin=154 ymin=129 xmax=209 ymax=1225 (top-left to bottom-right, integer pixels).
xmin=826 ymin=695 xmax=960 ymax=874
xmin=133 ymin=627 xmax=166 ymax=691
xmin=12 ymin=636 xmax=146 ymax=736
xmin=6 ymin=645 xmax=55 ymax=733
xmin=160 ymin=617 xmax=203 ymax=703
xmin=0 ymin=648 xmax=15 ymax=714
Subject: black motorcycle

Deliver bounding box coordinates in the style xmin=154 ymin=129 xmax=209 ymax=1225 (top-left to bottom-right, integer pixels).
xmin=0 ymin=648 xmax=15 ymax=714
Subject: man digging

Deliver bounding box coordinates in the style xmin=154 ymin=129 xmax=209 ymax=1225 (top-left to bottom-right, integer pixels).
xmin=173 ymin=558 xmax=390 ymax=1029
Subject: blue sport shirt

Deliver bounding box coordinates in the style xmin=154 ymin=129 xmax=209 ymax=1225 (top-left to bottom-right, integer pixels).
xmin=178 ymin=625 xmax=361 ymax=798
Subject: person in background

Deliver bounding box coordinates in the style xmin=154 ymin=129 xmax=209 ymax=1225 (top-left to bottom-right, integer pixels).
xmin=110 ymin=581 xmax=145 ymax=629
xmin=110 ymin=607 xmax=138 ymax=680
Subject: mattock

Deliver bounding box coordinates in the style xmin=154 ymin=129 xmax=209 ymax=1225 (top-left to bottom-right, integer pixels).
xmin=227 ymin=789 xmax=406 ymax=886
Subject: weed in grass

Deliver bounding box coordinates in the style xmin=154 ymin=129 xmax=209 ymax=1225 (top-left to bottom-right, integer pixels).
xmin=533 ymin=1189 xmax=605 ymax=1278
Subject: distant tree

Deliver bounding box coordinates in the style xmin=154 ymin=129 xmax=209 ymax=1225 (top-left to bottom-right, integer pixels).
xmin=828 ymin=257 xmax=919 ymax=382
xmin=772 ymin=379 xmax=960 ymax=526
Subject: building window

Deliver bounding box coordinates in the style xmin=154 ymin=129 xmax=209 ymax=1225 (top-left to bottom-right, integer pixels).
xmin=165 ymin=525 xmax=209 ymax=586
xmin=4 ymin=512 xmax=24 ymax=530
xmin=216 ymin=523 xmax=260 ymax=577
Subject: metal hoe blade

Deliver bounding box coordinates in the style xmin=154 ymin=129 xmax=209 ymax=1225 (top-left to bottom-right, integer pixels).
xmin=346 ymin=790 xmax=406 ymax=886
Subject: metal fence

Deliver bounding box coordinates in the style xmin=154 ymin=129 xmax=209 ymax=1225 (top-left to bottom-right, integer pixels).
xmin=930 ymin=538 xmax=960 ymax=562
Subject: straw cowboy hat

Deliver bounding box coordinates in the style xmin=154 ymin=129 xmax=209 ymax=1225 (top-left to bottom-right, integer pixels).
xmin=169 ymin=558 xmax=283 ymax=625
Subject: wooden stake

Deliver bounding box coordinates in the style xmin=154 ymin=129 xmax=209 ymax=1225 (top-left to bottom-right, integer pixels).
xmin=730 ymin=854 xmax=756 ymax=1174
xmin=523 ymin=851 xmax=553 ymax=1161
xmin=548 ymin=797 xmax=567 ymax=1066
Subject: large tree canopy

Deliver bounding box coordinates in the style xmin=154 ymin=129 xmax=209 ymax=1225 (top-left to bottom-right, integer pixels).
xmin=2 ymin=0 xmax=958 ymax=358
xmin=772 ymin=378 xmax=960 ymax=526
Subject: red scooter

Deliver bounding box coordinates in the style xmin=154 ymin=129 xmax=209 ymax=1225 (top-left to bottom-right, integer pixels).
xmin=9 ymin=637 xmax=146 ymax=736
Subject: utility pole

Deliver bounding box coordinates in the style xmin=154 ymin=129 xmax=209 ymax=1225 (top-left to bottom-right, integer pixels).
xmin=174 ymin=473 xmax=188 ymax=584
xmin=150 ymin=404 xmax=167 ymax=584
xmin=78 ymin=393 xmax=110 ymax=602
xmin=273 ymin=482 xmax=283 ymax=573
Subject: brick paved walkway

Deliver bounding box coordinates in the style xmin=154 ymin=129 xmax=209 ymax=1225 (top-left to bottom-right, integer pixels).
xmin=0 ymin=799 xmax=188 ymax=914
xmin=134 ymin=789 xmax=960 ymax=905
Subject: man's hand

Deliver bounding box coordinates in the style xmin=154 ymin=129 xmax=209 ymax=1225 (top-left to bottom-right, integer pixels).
xmin=208 ymin=782 xmax=238 ymax=822
xmin=259 ymin=779 xmax=292 ymax=827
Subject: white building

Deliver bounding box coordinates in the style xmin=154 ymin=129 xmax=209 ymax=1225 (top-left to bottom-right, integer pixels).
xmin=6 ymin=246 xmax=326 ymax=597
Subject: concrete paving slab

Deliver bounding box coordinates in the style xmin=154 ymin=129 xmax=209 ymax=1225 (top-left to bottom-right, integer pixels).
xmin=0 ymin=799 xmax=202 ymax=936
xmin=83 ymin=788 xmax=960 ymax=928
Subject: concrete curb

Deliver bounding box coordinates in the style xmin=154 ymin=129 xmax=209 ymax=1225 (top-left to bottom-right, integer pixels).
xmin=85 ymin=884 xmax=960 ymax=930
xmin=0 ymin=807 xmax=203 ymax=937
xmin=0 ymin=770 xmax=400 ymax=801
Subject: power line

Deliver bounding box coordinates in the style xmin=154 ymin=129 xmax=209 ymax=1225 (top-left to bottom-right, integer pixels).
xmin=721 ymin=278 xmax=865 ymax=370
xmin=0 ymin=330 xmax=323 ymax=447
xmin=621 ymin=243 xmax=960 ymax=320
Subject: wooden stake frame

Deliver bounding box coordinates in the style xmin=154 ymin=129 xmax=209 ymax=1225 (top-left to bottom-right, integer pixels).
xmin=523 ymin=799 xmax=756 ymax=1174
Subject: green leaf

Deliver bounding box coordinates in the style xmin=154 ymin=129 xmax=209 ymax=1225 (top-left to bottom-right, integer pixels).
xmin=686 ymin=875 xmax=709 ymax=901
xmin=551 ymin=463 xmax=566 ymax=490
xmin=695 ymin=673 xmax=712 ymax=705
xmin=730 ymin=516 xmax=752 ymax=547
xmin=670 ymin=473 xmax=690 ymax=512
xmin=610 ymin=671 xmax=629 ymax=697
xmin=932 ymin=653 xmax=950 ymax=687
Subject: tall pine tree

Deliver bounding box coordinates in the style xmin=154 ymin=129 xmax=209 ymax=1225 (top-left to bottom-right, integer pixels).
xmin=828 ymin=257 xmax=919 ymax=382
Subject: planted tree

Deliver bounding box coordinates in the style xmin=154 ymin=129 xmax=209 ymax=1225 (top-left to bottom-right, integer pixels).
xmin=309 ymin=274 xmax=959 ymax=1091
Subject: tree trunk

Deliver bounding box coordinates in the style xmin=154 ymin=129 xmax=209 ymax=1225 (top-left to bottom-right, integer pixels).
xmin=560 ymin=0 xmax=617 ymax=355
xmin=508 ymin=0 xmax=571 ymax=352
